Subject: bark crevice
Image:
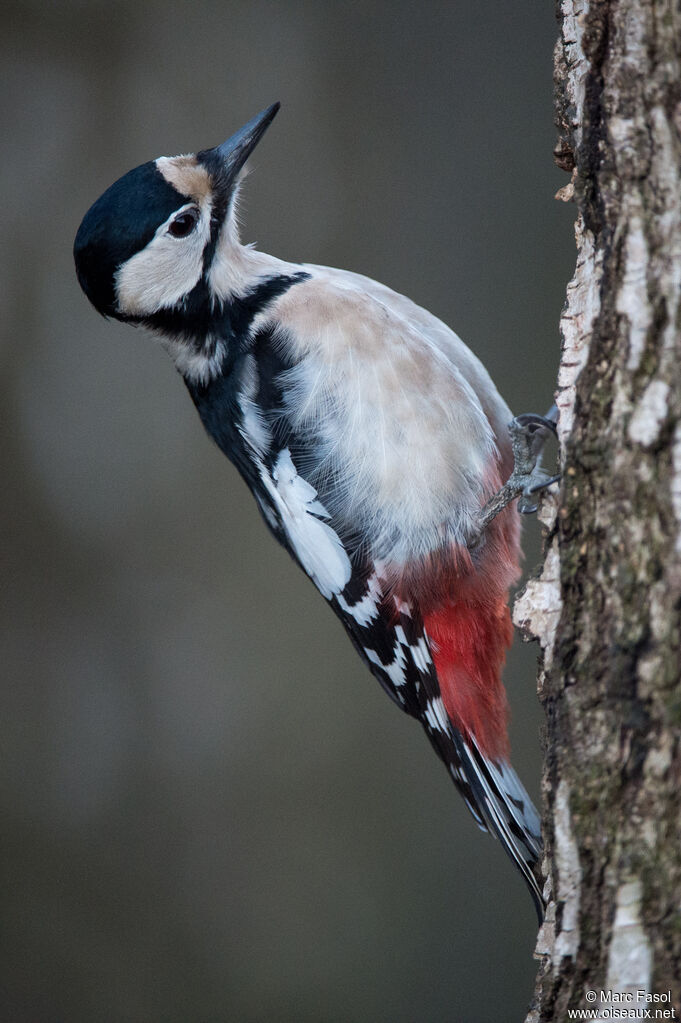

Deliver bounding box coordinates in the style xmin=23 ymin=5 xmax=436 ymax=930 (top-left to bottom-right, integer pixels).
xmin=521 ymin=1 xmax=681 ymax=1017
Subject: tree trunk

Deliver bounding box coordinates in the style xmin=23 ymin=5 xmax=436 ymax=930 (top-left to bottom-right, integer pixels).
xmin=514 ymin=0 xmax=681 ymax=1018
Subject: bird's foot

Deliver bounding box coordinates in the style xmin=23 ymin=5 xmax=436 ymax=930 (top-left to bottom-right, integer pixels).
xmin=508 ymin=411 xmax=560 ymax=516
xmin=471 ymin=408 xmax=559 ymax=544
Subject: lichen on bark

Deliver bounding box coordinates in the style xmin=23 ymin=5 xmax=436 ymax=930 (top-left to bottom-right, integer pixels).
xmin=520 ymin=0 xmax=681 ymax=1018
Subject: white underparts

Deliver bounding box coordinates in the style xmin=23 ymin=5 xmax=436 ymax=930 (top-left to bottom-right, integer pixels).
xmin=268 ymin=268 xmax=505 ymax=563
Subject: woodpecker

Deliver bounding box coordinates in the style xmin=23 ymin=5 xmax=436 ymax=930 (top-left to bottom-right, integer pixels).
xmin=74 ymin=103 xmax=546 ymax=919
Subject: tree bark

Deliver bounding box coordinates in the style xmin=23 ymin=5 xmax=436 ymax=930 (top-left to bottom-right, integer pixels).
xmin=514 ymin=0 xmax=681 ymax=1018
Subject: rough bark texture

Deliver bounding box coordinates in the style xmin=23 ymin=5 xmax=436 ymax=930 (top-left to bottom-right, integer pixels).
xmin=514 ymin=0 xmax=681 ymax=1018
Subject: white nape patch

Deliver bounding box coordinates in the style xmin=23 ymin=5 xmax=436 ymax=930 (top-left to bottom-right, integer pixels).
xmin=336 ymin=572 xmax=382 ymax=626
xmin=424 ymin=696 xmax=450 ymax=734
xmin=237 ymin=356 xmax=271 ymax=457
xmin=261 ymin=449 xmax=351 ymax=600
xmin=115 ymin=201 xmax=211 ymax=318
xmin=364 ymin=642 xmax=408 ymax=688
xmin=628 ymin=379 xmax=669 ymax=446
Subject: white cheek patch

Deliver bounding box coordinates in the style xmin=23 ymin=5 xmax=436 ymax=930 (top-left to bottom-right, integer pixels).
xmin=115 ymin=205 xmax=211 ymax=317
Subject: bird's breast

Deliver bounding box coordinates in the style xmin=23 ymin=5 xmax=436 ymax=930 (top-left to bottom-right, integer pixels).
xmin=268 ymin=277 xmax=501 ymax=564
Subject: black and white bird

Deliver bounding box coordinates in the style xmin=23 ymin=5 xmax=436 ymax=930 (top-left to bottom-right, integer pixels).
xmin=74 ymin=103 xmax=545 ymax=919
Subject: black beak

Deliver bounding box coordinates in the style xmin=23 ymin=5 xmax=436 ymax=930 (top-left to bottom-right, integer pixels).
xmin=198 ymin=102 xmax=280 ymax=183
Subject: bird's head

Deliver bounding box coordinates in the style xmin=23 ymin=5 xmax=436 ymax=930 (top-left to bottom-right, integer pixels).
xmin=73 ymin=103 xmax=280 ymax=329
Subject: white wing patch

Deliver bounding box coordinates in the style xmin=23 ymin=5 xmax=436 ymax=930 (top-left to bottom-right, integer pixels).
xmin=424 ymin=696 xmax=450 ymax=734
xmin=360 ymin=619 xmax=431 ymax=692
xmin=261 ymin=449 xmax=351 ymax=600
xmin=364 ymin=642 xmax=408 ymax=689
xmin=238 ymin=355 xmax=271 ymax=457
xmin=336 ymin=571 xmax=382 ymax=626
xmin=407 ymin=633 xmax=431 ymax=673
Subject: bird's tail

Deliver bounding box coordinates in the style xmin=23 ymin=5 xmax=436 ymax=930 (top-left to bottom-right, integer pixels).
xmin=455 ymin=731 xmax=544 ymax=921
xmin=422 ymin=593 xmax=544 ymax=920
xmin=415 ymin=497 xmax=543 ymax=916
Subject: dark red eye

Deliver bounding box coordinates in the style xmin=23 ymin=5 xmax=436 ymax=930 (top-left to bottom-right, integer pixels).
xmin=168 ymin=209 xmax=199 ymax=238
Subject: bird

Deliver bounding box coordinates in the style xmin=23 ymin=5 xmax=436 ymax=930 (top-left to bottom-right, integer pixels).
xmin=74 ymin=103 xmax=545 ymax=920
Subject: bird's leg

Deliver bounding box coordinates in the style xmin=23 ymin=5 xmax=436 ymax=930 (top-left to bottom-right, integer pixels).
xmin=471 ymin=407 xmax=560 ymax=543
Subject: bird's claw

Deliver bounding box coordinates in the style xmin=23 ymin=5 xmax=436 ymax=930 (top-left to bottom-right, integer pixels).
xmin=517 ymin=472 xmax=562 ymax=514
xmin=471 ymin=409 xmax=560 ymax=543
xmin=510 ymin=413 xmax=560 ymax=513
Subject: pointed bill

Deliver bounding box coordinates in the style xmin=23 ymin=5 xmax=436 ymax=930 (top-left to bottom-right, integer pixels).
xmin=197 ymin=103 xmax=280 ymax=180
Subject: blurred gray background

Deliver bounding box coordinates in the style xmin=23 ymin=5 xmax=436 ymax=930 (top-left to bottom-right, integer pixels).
xmin=2 ymin=2 xmax=573 ymax=1021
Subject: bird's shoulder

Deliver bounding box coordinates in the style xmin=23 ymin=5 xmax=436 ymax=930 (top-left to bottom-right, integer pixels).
xmin=262 ymin=262 xmax=457 ymax=363
xmin=256 ymin=261 xmax=512 ymax=437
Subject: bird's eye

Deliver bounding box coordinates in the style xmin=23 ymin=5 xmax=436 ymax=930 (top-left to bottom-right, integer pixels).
xmin=167 ymin=209 xmax=199 ymax=238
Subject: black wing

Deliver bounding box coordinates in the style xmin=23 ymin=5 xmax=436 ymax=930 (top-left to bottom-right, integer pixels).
xmin=330 ymin=560 xmax=544 ymax=920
